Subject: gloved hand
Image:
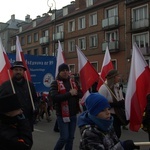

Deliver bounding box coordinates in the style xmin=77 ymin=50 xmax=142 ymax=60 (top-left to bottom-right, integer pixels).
xmin=123 ymin=140 xmax=140 ymax=150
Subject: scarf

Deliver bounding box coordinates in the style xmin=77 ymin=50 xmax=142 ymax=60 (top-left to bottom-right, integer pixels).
xmin=57 ymin=79 xmax=78 ymax=122
xmin=88 ymin=113 xmax=113 ymax=132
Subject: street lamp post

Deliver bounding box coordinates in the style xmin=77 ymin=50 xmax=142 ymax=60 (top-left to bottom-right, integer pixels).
xmin=47 ymin=0 xmax=56 ymax=56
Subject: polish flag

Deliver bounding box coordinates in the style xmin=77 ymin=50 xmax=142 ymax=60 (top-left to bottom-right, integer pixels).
xmin=16 ymin=36 xmax=31 ymax=81
xmin=97 ymin=46 xmax=114 ymax=91
xmin=55 ymin=40 xmax=65 ymax=78
xmin=0 ymin=37 xmax=10 ymax=84
xmin=76 ymin=45 xmax=99 ymax=104
xmin=125 ymin=43 xmax=150 ymax=132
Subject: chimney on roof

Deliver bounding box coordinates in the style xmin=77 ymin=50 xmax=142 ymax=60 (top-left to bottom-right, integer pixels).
xmin=25 ymin=15 xmax=32 ymax=23
xmin=71 ymin=1 xmax=75 ymax=4
xmin=11 ymin=14 xmax=15 ymax=21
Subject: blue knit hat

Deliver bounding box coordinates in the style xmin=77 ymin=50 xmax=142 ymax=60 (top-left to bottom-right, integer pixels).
xmin=85 ymin=93 xmax=110 ymax=116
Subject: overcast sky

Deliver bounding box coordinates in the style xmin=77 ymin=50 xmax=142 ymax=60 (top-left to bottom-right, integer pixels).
xmin=0 ymin=0 xmax=73 ymax=22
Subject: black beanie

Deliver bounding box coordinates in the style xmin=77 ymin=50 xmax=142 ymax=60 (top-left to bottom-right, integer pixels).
xmin=0 ymin=94 xmax=21 ymax=113
xmin=58 ymin=63 xmax=69 ymax=73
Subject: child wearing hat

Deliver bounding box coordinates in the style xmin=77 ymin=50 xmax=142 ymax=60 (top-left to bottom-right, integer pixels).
xmin=0 ymin=94 xmax=33 ymax=150
xmin=77 ymin=93 xmax=139 ymax=150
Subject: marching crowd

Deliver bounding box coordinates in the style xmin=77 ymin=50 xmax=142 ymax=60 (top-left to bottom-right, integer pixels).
xmin=0 ymin=61 xmax=149 ymax=149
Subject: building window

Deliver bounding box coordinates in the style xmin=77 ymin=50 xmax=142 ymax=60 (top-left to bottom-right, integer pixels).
xmin=78 ymin=37 xmax=86 ymax=50
xmin=34 ymin=49 xmax=38 ymax=55
xmin=105 ymin=30 xmax=118 ymax=42
xmin=33 ymin=21 xmax=36 ymax=27
xmin=68 ymin=40 xmax=75 ymax=52
xmin=91 ymin=61 xmax=98 ymax=72
xmin=19 ymin=27 xmax=22 ymax=33
xmin=27 ymin=50 xmax=31 ymax=55
xmin=42 ymin=47 xmax=48 ymax=56
xmin=132 ymin=5 xmax=148 ymax=22
xmin=56 ymin=24 xmax=63 ymax=33
xmin=132 ymin=32 xmax=149 ymax=48
xmin=34 ymin=33 xmax=38 ymax=42
xmin=21 ymin=37 xmax=25 ymax=46
xmin=89 ymin=34 xmax=98 ymax=48
xmin=42 ymin=30 xmax=49 ymax=37
xmin=68 ymin=20 xmax=75 ymax=32
xmin=105 ymin=6 xmax=118 ymax=18
xmin=69 ymin=64 xmax=75 ymax=74
xmin=27 ymin=35 xmax=31 ymax=44
xmin=63 ymin=7 xmax=68 ymax=16
xmin=78 ymin=16 xmax=85 ymax=30
xmin=86 ymin=0 xmax=93 ymax=7
xmin=89 ymin=12 xmax=97 ymax=26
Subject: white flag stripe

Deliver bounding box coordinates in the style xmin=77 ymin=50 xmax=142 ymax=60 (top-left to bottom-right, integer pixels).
xmin=76 ymin=45 xmax=87 ymax=72
xmin=16 ymin=36 xmax=22 ymax=61
xmin=55 ymin=40 xmax=65 ymax=77
xmin=0 ymin=37 xmax=6 ymax=71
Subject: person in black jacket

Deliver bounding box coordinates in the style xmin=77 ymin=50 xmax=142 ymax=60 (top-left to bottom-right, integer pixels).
xmin=49 ymin=63 xmax=83 ymax=150
xmin=0 ymin=93 xmax=33 ymax=150
xmin=0 ymin=61 xmax=38 ymax=132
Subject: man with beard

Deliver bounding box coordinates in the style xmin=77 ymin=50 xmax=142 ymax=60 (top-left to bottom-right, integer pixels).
xmin=0 ymin=61 xmax=38 ymax=132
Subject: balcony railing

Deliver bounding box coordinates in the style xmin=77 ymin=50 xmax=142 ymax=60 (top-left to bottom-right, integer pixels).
xmin=131 ymin=47 xmax=150 ymax=55
xmin=40 ymin=36 xmax=49 ymax=45
xmin=132 ymin=19 xmax=149 ymax=29
xmin=102 ymin=41 xmax=119 ymax=52
xmin=53 ymin=32 xmax=64 ymax=41
xmin=102 ymin=16 xmax=118 ymax=28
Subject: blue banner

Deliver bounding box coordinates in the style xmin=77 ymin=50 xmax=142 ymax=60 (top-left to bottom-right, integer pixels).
xmin=8 ymin=54 xmax=56 ymax=92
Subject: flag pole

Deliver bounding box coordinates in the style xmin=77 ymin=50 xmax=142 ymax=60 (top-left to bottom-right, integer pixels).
xmin=7 ymin=69 xmax=15 ymax=94
xmin=25 ymin=71 xmax=35 ymax=111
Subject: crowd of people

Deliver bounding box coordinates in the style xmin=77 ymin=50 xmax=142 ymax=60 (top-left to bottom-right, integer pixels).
xmin=0 ymin=61 xmax=149 ymax=150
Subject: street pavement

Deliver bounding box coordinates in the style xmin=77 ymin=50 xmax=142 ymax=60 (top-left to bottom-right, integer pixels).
xmin=32 ymin=112 xmax=150 ymax=150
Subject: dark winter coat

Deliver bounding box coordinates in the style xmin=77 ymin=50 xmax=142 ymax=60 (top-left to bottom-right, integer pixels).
xmin=49 ymin=75 xmax=83 ymax=116
xmin=0 ymin=78 xmax=38 ymax=131
xmin=0 ymin=114 xmax=33 ymax=150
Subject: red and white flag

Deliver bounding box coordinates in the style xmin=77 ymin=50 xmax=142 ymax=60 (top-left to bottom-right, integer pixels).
xmin=0 ymin=37 xmax=10 ymax=84
xmin=76 ymin=45 xmax=99 ymax=104
xmin=97 ymin=46 xmax=114 ymax=91
xmin=55 ymin=40 xmax=65 ymax=78
xmin=16 ymin=36 xmax=31 ymax=81
xmin=125 ymin=43 xmax=150 ymax=132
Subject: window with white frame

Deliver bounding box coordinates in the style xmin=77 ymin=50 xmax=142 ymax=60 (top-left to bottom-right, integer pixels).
xmin=33 ymin=20 xmax=36 ymax=27
xmin=86 ymin=0 xmax=93 ymax=7
xmin=56 ymin=24 xmax=63 ymax=33
xmin=27 ymin=35 xmax=31 ymax=44
xmin=132 ymin=5 xmax=148 ymax=22
xmin=132 ymin=32 xmax=149 ymax=48
xmin=89 ymin=34 xmax=97 ymax=48
xmin=63 ymin=7 xmax=68 ymax=16
xmin=68 ymin=40 xmax=75 ymax=52
xmin=42 ymin=30 xmax=49 ymax=37
xmin=105 ymin=30 xmax=118 ymax=42
xmin=78 ymin=37 xmax=86 ymax=50
xmin=68 ymin=20 xmax=75 ymax=32
xmin=89 ymin=12 xmax=97 ymax=26
xmin=91 ymin=62 xmax=98 ymax=72
xmin=106 ymin=6 xmax=118 ymax=18
xmin=34 ymin=33 xmax=38 ymax=42
xmin=78 ymin=16 xmax=85 ymax=30
xmin=69 ymin=64 xmax=75 ymax=74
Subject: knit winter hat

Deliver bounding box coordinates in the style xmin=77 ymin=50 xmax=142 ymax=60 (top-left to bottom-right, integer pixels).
xmin=0 ymin=94 xmax=21 ymax=113
xmin=85 ymin=93 xmax=110 ymax=116
xmin=106 ymin=69 xmax=119 ymax=79
xmin=58 ymin=63 xmax=69 ymax=73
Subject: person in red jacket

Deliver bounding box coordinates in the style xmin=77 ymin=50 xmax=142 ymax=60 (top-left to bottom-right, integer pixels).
xmin=0 ymin=93 xmax=33 ymax=150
